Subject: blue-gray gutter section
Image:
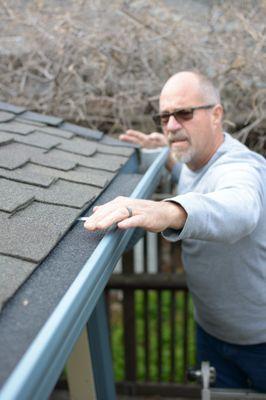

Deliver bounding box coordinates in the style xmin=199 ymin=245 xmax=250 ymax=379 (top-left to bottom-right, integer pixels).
xmin=0 ymin=147 xmax=169 ymax=400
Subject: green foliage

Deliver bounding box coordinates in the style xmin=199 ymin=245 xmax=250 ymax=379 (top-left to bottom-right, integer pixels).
xmin=110 ymin=289 xmax=196 ymax=382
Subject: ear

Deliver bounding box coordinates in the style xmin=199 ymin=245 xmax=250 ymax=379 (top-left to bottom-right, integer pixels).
xmin=212 ymin=104 xmax=223 ymax=128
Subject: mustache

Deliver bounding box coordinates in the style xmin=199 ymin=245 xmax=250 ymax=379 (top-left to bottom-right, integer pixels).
xmin=168 ymin=131 xmax=189 ymax=144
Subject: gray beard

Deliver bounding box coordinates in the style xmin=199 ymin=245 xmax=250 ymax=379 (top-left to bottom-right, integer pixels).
xmin=168 ymin=131 xmax=195 ymax=164
xmin=171 ymin=147 xmax=196 ymax=164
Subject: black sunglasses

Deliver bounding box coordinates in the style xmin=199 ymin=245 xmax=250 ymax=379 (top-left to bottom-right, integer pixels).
xmin=153 ymin=104 xmax=216 ymax=126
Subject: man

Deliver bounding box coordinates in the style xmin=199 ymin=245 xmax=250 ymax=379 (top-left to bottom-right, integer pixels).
xmin=84 ymin=71 xmax=266 ymax=392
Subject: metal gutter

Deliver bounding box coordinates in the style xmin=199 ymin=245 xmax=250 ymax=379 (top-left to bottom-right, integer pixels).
xmin=0 ymin=147 xmax=169 ymax=400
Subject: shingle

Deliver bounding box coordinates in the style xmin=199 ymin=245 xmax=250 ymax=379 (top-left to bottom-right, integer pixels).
xmin=48 ymin=148 xmax=127 ymax=172
xmin=7 ymin=131 xmax=89 ymax=154
xmin=0 ymin=141 xmax=75 ymax=172
xmin=36 ymin=126 xmax=74 ymax=139
xmin=0 ymin=179 xmax=34 ymax=213
xmin=15 ymin=117 xmax=46 ymax=127
xmin=0 ymin=141 xmax=72 ymax=170
xmin=96 ymin=142 xmax=134 ymax=157
xmin=0 ymin=141 xmax=43 ymax=158
xmin=20 ymin=111 xmax=63 ymax=126
xmin=30 ymin=153 xmax=76 ymax=171
xmin=0 ymin=255 xmax=37 ymax=310
xmin=22 ymin=163 xmax=110 ymax=188
xmin=0 ymin=111 xmax=15 ymax=123
xmin=75 ymin=165 xmax=115 ymax=181
xmin=61 ymin=122 xmax=103 ymax=140
xmin=0 ymin=143 xmax=30 ymax=170
xmin=58 ymin=137 xmax=97 ymax=156
xmin=0 ymin=178 xmax=99 ymax=211
xmin=0 ymin=122 xmax=36 ymax=135
xmin=10 ymin=132 xmax=60 ymax=149
xmin=92 ymin=153 xmax=128 ymax=169
xmin=0 ymin=132 xmax=14 ymax=146
xmin=0 ymin=167 xmax=56 ymax=187
xmin=0 ymin=102 xmax=26 ymax=114
xmin=0 ymin=203 xmax=80 ymax=262
xmin=36 ymin=180 xmax=101 ymax=208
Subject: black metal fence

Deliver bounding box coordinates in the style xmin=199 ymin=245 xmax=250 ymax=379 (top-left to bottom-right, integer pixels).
xmin=106 ymin=232 xmax=199 ymax=398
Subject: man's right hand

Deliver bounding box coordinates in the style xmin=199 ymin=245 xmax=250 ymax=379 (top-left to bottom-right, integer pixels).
xmin=120 ymin=129 xmax=178 ymax=172
xmin=119 ymin=129 xmax=167 ymax=149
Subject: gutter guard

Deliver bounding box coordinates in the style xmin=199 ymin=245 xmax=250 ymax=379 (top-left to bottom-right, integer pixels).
xmin=0 ymin=147 xmax=169 ymax=400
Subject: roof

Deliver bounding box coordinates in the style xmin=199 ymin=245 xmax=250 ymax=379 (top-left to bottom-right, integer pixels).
xmin=0 ymin=110 xmax=167 ymax=394
xmin=0 ymin=102 xmax=136 ymax=311
xmin=0 ymin=172 xmax=144 ymax=389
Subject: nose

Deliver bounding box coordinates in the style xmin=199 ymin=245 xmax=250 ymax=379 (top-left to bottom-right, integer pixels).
xmin=167 ymin=115 xmax=182 ymax=131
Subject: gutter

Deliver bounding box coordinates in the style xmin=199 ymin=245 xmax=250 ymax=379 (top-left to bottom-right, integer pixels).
xmin=0 ymin=147 xmax=169 ymax=400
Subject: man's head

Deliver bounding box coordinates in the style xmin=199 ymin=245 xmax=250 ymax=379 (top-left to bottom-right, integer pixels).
xmin=159 ymin=71 xmax=224 ymax=170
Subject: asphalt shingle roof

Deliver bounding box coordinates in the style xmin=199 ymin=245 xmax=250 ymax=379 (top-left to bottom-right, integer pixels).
xmin=0 ymin=121 xmax=36 ymax=135
xmin=6 ymin=131 xmax=62 ymax=149
xmin=0 ymin=172 xmax=143 ymax=387
xmin=61 ymin=121 xmax=103 ymax=140
xmin=0 ymin=102 xmax=26 ymax=114
xmin=35 ymin=126 xmax=74 ymax=139
xmin=47 ymin=148 xmax=126 ymax=172
xmin=0 ymin=132 xmax=13 ymax=146
xmin=0 ymin=102 xmax=136 ymax=310
xmin=0 ymin=256 xmax=37 ymax=311
xmin=20 ymin=111 xmax=63 ymax=126
xmin=0 ymin=203 xmax=80 ymax=263
xmin=0 ymin=112 xmax=14 ymax=123
xmin=0 ymin=143 xmax=30 ymax=169
xmin=0 ymin=166 xmax=57 ymax=187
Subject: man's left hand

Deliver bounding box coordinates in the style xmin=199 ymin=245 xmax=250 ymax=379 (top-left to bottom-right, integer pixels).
xmin=83 ymin=196 xmax=187 ymax=233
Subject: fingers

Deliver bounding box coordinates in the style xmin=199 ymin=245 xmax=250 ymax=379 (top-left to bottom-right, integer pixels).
xmin=119 ymin=129 xmax=146 ymax=146
xmin=149 ymin=132 xmax=168 ymax=146
xmin=117 ymin=214 xmax=144 ymax=230
xmin=125 ymin=129 xmax=146 ymax=139
xmin=119 ymin=134 xmax=140 ymax=145
xmin=85 ymin=197 xmax=133 ymax=231
xmin=119 ymin=129 xmax=167 ymax=150
xmin=84 ymin=206 xmax=130 ymax=231
xmin=84 ymin=198 xmax=140 ymax=231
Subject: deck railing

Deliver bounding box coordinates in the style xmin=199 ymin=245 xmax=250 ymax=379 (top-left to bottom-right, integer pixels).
xmin=106 ymin=214 xmax=198 ymax=398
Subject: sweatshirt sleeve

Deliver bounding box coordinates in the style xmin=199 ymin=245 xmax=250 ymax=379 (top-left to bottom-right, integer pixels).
xmin=162 ymin=162 xmax=265 ymax=244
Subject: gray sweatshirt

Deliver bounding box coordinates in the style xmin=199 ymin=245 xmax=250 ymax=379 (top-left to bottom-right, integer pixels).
xmin=163 ymin=133 xmax=266 ymax=344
